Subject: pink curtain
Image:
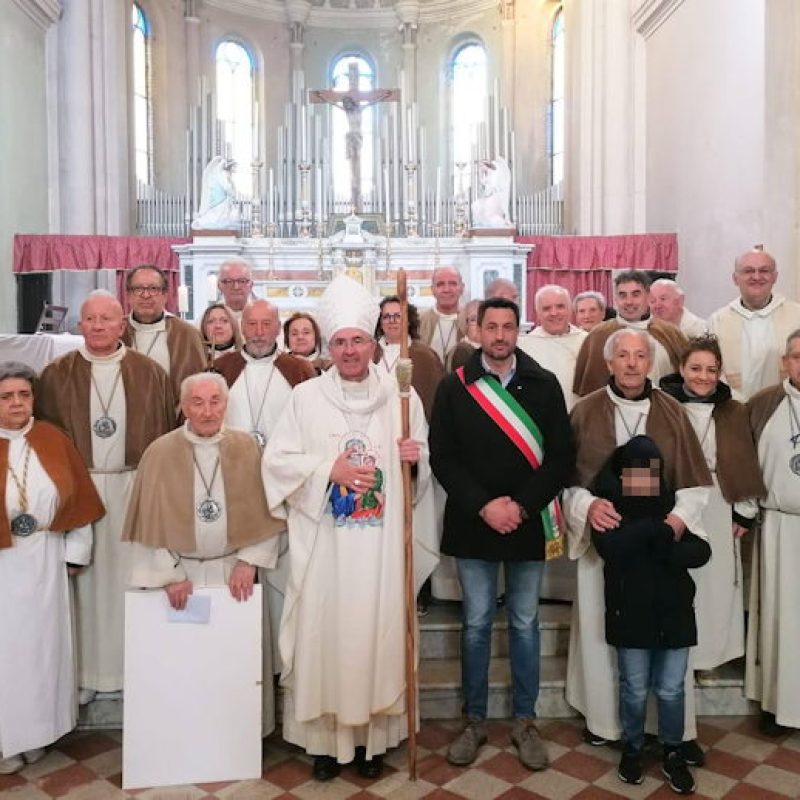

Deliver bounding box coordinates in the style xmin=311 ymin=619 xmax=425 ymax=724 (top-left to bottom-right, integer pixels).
xmin=516 ymin=234 xmax=678 ymax=321
xmin=13 ymin=234 xmax=189 ymax=313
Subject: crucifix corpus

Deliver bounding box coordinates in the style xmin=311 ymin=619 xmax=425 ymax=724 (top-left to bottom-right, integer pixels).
xmin=310 ymin=62 xmax=400 ymax=213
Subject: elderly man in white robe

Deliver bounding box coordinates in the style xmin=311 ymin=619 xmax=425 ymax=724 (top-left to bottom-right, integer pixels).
xmin=746 ymin=329 xmax=800 ymax=736
xmin=123 ymin=372 xmax=284 ymax=735
xmin=217 ymin=258 xmax=255 ymax=326
xmin=564 ymin=328 xmax=711 ymax=764
xmin=649 ymin=279 xmax=707 ymax=338
xmin=709 ymin=247 xmax=800 ymax=401
xmin=264 ymin=275 xmax=439 ymax=782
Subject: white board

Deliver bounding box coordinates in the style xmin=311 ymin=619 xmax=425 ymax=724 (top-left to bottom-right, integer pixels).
xmin=122 ymin=586 xmax=263 ymax=790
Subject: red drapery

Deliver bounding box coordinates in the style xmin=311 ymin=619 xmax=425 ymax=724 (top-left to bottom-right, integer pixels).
xmin=13 ymin=234 xmax=189 ymax=313
xmin=516 ymin=234 xmax=678 ymax=320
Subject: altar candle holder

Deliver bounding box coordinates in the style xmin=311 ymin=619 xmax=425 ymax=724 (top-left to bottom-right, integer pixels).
xmin=454 ymin=161 xmax=469 ymax=238
xmin=250 ymin=158 xmax=264 ymax=238
xmin=297 ymin=161 xmax=312 ymax=238
xmin=404 ymin=162 xmax=418 ymax=238
xmin=383 ymin=222 xmax=394 ymax=275
xmin=266 ymin=222 xmax=278 ymax=281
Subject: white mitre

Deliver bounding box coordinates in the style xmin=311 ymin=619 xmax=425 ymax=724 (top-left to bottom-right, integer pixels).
xmin=317 ymin=275 xmax=380 ymax=341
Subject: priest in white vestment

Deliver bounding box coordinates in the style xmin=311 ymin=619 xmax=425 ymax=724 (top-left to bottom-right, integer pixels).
xmin=264 ymin=276 xmax=439 ymax=781
xmin=123 ymin=372 xmax=284 ymax=735
xmin=564 ymin=329 xmax=711 ymax=762
xmin=648 ymin=279 xmax=707 ymax=338
xmin=0 ymin=362 xmax=104 ymax=774
xmin=36 ymin=291 xmax=175 ymax=704
xmin=708 ymin=247 xmax=800 ymax=401
xmin=745 ymin=330 xmax=800 ymax=735
xmin=518 ymin=285 xmax=586 ymax=602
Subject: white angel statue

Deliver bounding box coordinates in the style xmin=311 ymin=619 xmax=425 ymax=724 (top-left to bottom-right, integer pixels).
xmin=471 ymin=156 xmax=512 ymax=229
xmin=192 ymin=156 xmax=241 ymax=230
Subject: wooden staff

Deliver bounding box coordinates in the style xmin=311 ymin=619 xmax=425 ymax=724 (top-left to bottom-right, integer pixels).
xmin=396 ymin=268 xmax=418 ymax=780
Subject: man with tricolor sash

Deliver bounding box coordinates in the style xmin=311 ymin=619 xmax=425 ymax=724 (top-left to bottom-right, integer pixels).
xmin=429 ymin=297 xmax=575 ymax=771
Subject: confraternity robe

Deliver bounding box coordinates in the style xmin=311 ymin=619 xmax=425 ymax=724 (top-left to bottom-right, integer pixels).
xmin=215 ymin=348 xmax=315 ymax=673
xmin=745 ymin=380 xmax=800 ymax=727
xmin=659 ymin=374 xmax=765 ymax=670
xmin=563 ymin=385 xmax=711 ymax=741
xmin=122 ymin=313 xmax=206 ymax=405
xmin=419 ymin=308 xmax=465 ymax=371
xmin=678 ymin=308 xmax=707 ymax=338
xmin=450 ymin=339 xmax=479 ymax=373
xmin=263 ymin=366 xmax=439 ymax=762
xmin=709 ymin=295 xmax=800 ymax=400
xmin=36 ymin=346 xmax=175 ymax=692
xmin=573 ymin=318 xmax=687 ymax=397
xmin=123 ymin=424 xmax=284 ymax=735
xmin=0 ymin=420 xmax=103 ymax=758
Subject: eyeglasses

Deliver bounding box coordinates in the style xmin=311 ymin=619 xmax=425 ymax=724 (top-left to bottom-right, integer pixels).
xmin=329 ymin=335 xmax=373 ymax=350
xmin=218 ymin=278 xmax=252 ymax=287
xmin=381 ymin=313 xmax=402 ymax=322
xmin=128 ymin=285 xmax=166 ymax=296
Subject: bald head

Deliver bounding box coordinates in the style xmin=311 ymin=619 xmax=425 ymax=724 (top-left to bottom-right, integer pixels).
xmin=79 ymin=290 xmax=125 ymax=357
xmin=242 ymin=300 xmax=280 ymax=357
xmin=486 ymin=278 xmax=519 ymax=304
xmin=733 ymin=247 xmax=778 ymax=310
xmin=648 ymin=279 xmax=685 ymax=325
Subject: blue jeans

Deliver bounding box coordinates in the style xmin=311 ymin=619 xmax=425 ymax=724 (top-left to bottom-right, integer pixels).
xmin=617 ymin=647 xmax=689 ymax=754
xmin=456 ymin=558 xmax=545 ymax=720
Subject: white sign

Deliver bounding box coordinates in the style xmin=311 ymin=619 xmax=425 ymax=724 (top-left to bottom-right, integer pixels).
xmin=123 ymin=586 xmax=263 ymax=790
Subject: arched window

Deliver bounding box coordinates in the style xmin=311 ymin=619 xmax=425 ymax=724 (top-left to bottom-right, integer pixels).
xmin=132 ymin=3 xmax=153 ymax=186
xmin=330 ymin=54 xmax=375 ymax=205
xmin=549 ymin=8 xmax=565 ymax=185
xmin=215 ymin=40 xmax=255 ymax=196
xmin=451 ymin=42 xmax=487 ymax=190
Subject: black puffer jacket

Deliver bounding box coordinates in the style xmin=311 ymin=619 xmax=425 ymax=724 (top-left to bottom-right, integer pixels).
xmin=591 ymin=436 xmax=711 ymax=649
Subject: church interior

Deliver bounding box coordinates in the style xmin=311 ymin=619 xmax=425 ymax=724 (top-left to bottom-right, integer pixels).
xmin=2 ymin=0 xmax=800 ymax=797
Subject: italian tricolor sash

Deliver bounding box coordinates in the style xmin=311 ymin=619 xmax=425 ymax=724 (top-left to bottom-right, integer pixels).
xmin=456 ymin=367 xmax=564 ymax=559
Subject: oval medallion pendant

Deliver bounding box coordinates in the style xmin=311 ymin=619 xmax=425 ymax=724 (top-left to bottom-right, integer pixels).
xmin=197 ymin=497 xmax=222 ymax=522
xmin=93 ymin=416 xmax=117 ymax=438
xmin=11 ymin=513 xmax=38 ymax=536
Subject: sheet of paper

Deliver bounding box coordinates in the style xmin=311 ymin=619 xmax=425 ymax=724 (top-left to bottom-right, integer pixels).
xmin=123 ymin=586 xmax=262 ymax=789
xmin=166 ymin=593 xmax=211 ymax=624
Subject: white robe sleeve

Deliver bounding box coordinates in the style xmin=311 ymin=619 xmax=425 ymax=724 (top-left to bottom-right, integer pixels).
xmin=263 ymin=392 xmax=335 ymax=523
xmin=563 ymin=486 xmax=597 ymax=560
xmin=127 ymin=543 xmax=188 ymax=588
xmin=671 ymin=486 xmax=710 ymax=538
xmin=64 ymin=524 xmax=93 ymax=566
xmin=734 ymin=498 xmax=759 ymax=520
xmin=236 ymin=534 xmax=283 ymax=570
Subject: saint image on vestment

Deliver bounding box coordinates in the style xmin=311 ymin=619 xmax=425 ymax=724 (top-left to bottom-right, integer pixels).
xmin=329 ymin=434 xmax=385 ymax=526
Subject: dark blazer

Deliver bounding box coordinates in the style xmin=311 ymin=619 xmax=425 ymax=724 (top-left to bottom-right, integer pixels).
xmin=429 ymin=347 xmax=575 ymax=561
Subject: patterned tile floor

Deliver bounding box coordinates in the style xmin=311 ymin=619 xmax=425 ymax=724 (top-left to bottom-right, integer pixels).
xmin=1 ymin=717 xmax=799 ymax=799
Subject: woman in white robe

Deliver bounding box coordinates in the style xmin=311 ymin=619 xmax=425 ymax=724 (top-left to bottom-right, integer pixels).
xmin=0 ymin=362 xmax=103 ymax=774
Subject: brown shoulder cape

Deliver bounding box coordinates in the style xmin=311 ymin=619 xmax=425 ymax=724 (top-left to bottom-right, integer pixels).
xmin=214 ymin=350 xmax=316 ymax=389
xmin=121 ymin=315 xmax=206 ymax=402
xmin=35 ymin=349 xmax=176 ymax=468
xmin=573 ymin=318 xmax=688 ymax=397
xmin=122 ymin=427 xmax=284 ymax=552
xmin=0 ymin=421 xmax=105 ymax=550
xmin=570 ymin=387 xmax=712 ymax=490
xmin=747 ymin=383 xmax=787 ymax=444
xmin=450 ymin=340 xmax=477 ymax=372
xmin=712 ymin=399 xmax=766 ymax=503
xmin=373 ymin=341 xmax=445 ymax=422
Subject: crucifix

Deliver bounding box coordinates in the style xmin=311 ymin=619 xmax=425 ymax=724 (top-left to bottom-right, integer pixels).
xmin=310 ymin=62 xmax=400 ymax=213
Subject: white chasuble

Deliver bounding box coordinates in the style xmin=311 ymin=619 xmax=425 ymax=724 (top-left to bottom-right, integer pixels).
xmin=683 ymin=403 xmax=749 ymax=670
xmin=563 ymin=388 xmax=706 ymax=741
xmin=128 ymin=315 xmax=170 ymax=375
xmin=0 ymin=421 xmax=91 ymax=757
xmin=72 ymin=346 xmax=133 ymax=692
xmin=127 ymin=425 xmax=280 ymax=736
xmin=264 ymin=366 xmax=438 ymax=762
xmin=746 ymin=381 xmax=800 ymax=727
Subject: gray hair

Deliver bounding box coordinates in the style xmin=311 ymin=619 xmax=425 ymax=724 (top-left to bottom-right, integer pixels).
xmin=80 ymin=289 xmax=121 ymax=317
xmin=179 ymin=372 xmax=230 ymax=405
xmin=485 ymin=277 xmax=518 ymax=300
xmin=602 ymin=328 xmax=655 ymax=361
xmin=218 ymin=258 xmax=253 ymax=279
xmin=573 ymin=290 xmax=606 ymax=312
xmin=785 ymin=328 xmax=800 ymax=354
xmin=649 ymin=278 xmax=684 ymax=297
xmin=0 ymin=361 xmax=37 ymax=385
xmin=534 ymin=284 xmax=570 ymax=310
xmin=458 ymin=298 xmax=481 ymax=328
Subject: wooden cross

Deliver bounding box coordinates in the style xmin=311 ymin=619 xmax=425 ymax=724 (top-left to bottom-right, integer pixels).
xmin=310 ymin=62 xmax=400 ymax=213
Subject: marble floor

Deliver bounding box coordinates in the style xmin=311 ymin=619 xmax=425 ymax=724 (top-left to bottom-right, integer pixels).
xmin=1 ymin=716 xmax=799 ymax=799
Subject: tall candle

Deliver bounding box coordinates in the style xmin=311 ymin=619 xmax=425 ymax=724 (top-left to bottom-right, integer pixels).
xmin=435 ymin=166 xmax=441 ymax=224
xmin=207 ymin=274 xmax=217 ymax=301
xmin=178 ymin=285 xmax=189 ymax=314
xmin=384 ymin=166 xmax=391 ymax=224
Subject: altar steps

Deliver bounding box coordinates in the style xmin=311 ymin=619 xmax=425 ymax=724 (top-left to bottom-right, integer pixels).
xmin=77 ymin=601 xmax=755 ymax=730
